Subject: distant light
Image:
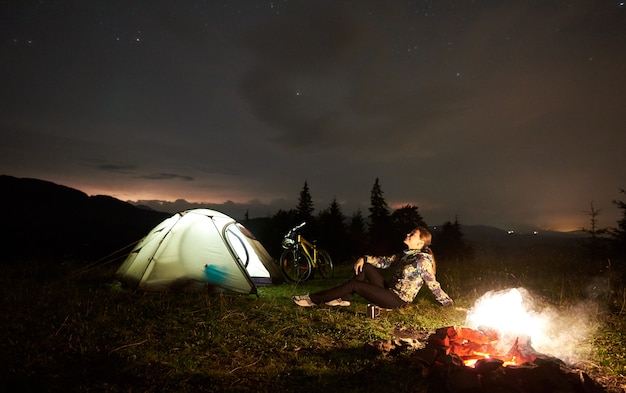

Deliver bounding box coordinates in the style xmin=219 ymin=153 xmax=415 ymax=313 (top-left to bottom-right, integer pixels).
xmin=507 ymin=230 xmax=514 ymax=235
xmin=533 ymin=231 xmax=538 ymax=235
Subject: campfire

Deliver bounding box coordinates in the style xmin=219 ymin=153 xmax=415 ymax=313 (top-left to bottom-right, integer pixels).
xmin=429 ymin=325 xmax=539 ymax=368
xmin=461 ymin=287 xmax=593 ymax=364
xmin=414 ymin=324 xmax=605 ymax=393
xmin=368 ymin=288 xmax=607 ymax=392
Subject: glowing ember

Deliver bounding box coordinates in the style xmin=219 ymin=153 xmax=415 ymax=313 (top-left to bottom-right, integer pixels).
xmin=429 ymin=325 xmax=537 ymax=368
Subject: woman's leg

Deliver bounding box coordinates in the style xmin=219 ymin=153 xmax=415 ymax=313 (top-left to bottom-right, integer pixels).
xmin=309 ymin=264 xmax=405 ymax=309
xmin=309 ymin=263 xmax=384 ymax=303
xmin=310 ymin=280 xmax=405 ymax=308
xmin=356 ymin=263 xmax=387 ymax=288
xmin=340 ymin=263 xmax=386 ymax=301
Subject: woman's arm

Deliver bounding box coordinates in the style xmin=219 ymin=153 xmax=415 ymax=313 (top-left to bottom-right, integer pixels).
xmin=354 ymin=254 xmax=396 ymax=274
xmin=419 ymin=256 xmax=452 ymax=306
xmin=354 ymin=256 xmax=366 ymax=274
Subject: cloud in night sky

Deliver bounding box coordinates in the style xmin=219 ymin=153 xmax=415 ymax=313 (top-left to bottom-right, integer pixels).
xmin=1 ymin=0 xmax=625 ymax=231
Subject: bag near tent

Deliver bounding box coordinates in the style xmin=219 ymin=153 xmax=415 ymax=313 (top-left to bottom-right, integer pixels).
xmin=115 ymin=209 xmax=283 ymax=294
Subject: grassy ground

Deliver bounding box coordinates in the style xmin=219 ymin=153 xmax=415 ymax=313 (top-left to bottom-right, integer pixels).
xmin=1 ymin=247 xmax=625 ymax=392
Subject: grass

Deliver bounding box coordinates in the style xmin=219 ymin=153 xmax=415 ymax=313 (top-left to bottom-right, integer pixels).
xmin=1 ymin=246 xmax=625 ymax=392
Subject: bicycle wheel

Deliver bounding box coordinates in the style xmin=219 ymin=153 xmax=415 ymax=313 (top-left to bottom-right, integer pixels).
xmin=280 ymin=248 xmax=313 ymax=282
xmin=316 ymin=249 xmax=334 ymax=279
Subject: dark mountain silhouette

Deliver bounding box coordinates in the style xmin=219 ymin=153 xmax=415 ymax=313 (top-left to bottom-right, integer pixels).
xmin=1 ymin=175 xmax=587 ymax=263
xmin=453 ymin=224 xmax=587 ymax=258
xmin=1 ymin=175 xmax=170 ymax=262
xmin=458 ymin=224 xmax=586 ymax=242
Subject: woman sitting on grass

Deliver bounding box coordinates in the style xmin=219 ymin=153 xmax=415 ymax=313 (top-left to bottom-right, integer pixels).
xmin=293 ymin=226 xmax=453 ymax=309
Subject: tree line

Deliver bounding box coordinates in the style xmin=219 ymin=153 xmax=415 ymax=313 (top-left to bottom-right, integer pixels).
xmin=244 ymin=178 xmax=470 ymax=264
xmin=244 ymin=180 xmax=626 ymax=269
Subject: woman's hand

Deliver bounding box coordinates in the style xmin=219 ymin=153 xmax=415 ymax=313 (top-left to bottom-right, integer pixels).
xmin=354 ymin=257 xmax=365 ymax=275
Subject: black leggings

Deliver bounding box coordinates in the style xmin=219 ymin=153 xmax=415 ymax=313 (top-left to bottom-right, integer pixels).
xmin=309 ymin=264 xmax=407 ymax=309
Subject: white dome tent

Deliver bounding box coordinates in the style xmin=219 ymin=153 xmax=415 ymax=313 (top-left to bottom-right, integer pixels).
xmin=115 ymin=209 xmax=283 ymax=294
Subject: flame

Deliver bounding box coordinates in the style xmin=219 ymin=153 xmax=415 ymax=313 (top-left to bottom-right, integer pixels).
xmin=463 ymin=352 xmax=490 ymax=368
xmin=466 ymin=288 xmax=539 ymax=335
xmin=443 ymin=287 xmax=596 ymax=368
xmin=453 ymin=288 xmax=548 ymax=368
xmin=461 ymin=352 xmax=522 ymax=368
xmin=502 ymin=357 xmax=518 ymax=367
xmin=465 ymin=288 xmax=547 ymax=353
xmin=464 ymin=359 xmax=479 ymax=368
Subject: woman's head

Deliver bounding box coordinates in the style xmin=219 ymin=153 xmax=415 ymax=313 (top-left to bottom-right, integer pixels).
xmin=404 ymin=226 xmax=432 ymax=249
xmin=416 ymin=226 xmax=432 ymax=246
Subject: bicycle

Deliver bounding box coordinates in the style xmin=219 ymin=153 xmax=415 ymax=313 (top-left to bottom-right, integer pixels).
xmin=279 ymin=222 xmax=334 ymax=282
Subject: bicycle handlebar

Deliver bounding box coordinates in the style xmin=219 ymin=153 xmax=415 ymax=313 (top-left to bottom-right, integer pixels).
xmin=284 ymin=222 xmax=307 ymax=238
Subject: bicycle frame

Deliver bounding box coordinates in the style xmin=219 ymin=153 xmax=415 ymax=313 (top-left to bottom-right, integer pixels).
xmin=280 ymin=221 xmax=334 ymax=282
xmin=296 ymin=234 xmax=319 ymax=267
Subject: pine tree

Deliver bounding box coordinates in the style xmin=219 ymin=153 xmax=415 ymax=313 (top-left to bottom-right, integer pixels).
xmin=581 ymin=201 xmax=608 ymax=258
xmin=434 ymin=216 xmax=471 ymax=262
xmin=296 ymin=181 xmax=314 ymax=223
xmin=611 ymin=189 xmax=626 ymax=259
xmin=390 ymin=204 xmax=427 ymax=252
xmin=318 ymin=197 xmax=345 ymax=227
xmin=317 ymin=197 xmax=349 ymax=262
xmin=368 ymin=178 xmax=392 ymax=254
xmin=348 ymin=209 xmax=368 ymax=258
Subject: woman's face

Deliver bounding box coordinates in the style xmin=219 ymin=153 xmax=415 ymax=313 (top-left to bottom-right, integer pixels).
xmin=404 ymin=229 xmax=425 ymax=250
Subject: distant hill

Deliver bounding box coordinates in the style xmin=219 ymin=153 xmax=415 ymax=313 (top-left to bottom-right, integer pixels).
xmin=0 ymin=175 xmax=170 ymax=262
xmin=452 ymin=224 xmax=588 ymax=256
xmin=1 ymin=175 xmax=590 ymax=262
xmin=457 ymin=224 xmax=587 ymax=242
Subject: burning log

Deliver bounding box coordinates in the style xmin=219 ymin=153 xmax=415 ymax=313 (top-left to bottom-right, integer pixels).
xmin=366 ymin=323 xmax=608 ymax=392
xmin=428 ymin=325 xmax=541 ymax=368
xmin=408 ymin=326 xmax=607 ymax=393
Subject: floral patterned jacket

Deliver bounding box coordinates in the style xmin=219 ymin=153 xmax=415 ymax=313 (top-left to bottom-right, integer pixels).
xmin=365 ymin=249 xmax=453 ymax=306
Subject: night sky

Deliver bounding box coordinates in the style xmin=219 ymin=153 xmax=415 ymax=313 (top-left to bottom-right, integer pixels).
xmin=2 ymin=1 xmax=625 ymax=231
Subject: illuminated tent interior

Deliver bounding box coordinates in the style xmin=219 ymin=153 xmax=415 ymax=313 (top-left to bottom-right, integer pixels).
xmin=115 ymin=209 xmax=283 ymax=294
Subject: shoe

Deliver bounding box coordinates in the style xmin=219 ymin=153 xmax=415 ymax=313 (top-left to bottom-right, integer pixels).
xmin=293 ymin=295 xmax=316 ymax=307
xmin=325 ymin=298 xmax=350 ymax=307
